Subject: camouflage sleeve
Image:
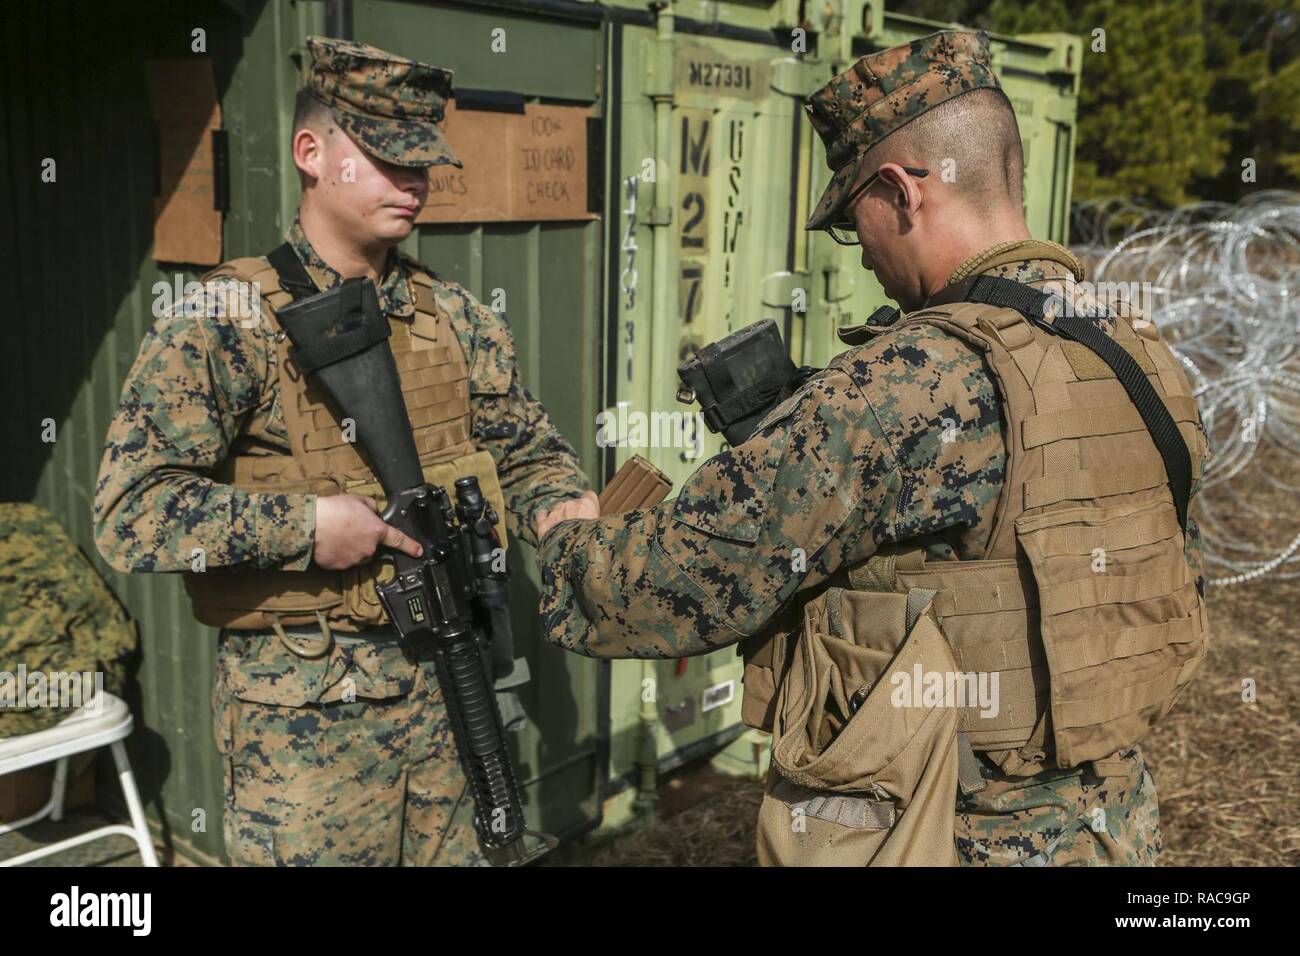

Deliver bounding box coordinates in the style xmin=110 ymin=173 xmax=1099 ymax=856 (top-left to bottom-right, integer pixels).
xmin=539 ymin=367 xmax=884 ymax=658
xmin=538 ymin=325 xmax=1006 ymax=659
xmin=93 ymin=279 xmax=316 ymax=574
xmin=461 ymin=296 xmax=591 ymax=548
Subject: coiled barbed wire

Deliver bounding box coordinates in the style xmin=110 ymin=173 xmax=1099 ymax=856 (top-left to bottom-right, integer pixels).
xmin=1073 ymin=191 xmax=1300 ymax=587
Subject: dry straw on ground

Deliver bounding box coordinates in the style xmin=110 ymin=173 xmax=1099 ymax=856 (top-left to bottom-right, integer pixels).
xmin=1142 ymin=577 xmax=1299 ymax=866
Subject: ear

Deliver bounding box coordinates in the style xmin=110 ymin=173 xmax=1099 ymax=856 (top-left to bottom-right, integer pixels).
xmin=291 ymin=126 xmax=325 ymax=183
xmin=876 ymin=163 xmax=923 ymax=219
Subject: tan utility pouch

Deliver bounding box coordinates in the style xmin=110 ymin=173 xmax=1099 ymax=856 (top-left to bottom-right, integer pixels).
xmin=756 ymin=587 xmax=960 ymax=866
xmin=1015 ymin=498 xmax=1208 ymax=768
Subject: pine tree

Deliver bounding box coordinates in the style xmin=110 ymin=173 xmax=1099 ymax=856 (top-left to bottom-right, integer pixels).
xmin=984 ymin=0 xmax=1232 ymax=205
xmin=889 ymin=0 xmax=1298 ymax=203
xmin=1201 ymin=0 xmax=1300 ymax=197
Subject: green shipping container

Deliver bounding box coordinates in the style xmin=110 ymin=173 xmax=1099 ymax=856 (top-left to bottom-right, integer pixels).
xmin=1 ymin=0 xmax=1080 ymax=862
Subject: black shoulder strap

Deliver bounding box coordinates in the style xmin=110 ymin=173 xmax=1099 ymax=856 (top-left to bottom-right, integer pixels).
xmin=952 ymin=274 xmax=1193 ymax=532
xmin=266 ymin=242 xmax=319 ymax=303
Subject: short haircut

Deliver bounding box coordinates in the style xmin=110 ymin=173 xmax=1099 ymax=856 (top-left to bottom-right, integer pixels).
xmin=859 ymin=88 xmax=1025 ymax=211
xmin=293 ymin=88 xmax=333 ymax=134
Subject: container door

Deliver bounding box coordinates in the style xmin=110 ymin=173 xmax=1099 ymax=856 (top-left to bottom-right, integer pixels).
xmin=603 ymin=19 xmax=818 ymax=809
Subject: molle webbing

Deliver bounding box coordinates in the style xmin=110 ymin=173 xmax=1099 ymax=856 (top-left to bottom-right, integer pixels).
xmin=183 ymin=253 xmax=503 ymax=631
xmin=953 ymin=274 xmax=1193 ymax=530
xmin=867 ymin=291 xmax=1204 ymax=770
xmin=845 ymin=553 xmax=1046 ymax=760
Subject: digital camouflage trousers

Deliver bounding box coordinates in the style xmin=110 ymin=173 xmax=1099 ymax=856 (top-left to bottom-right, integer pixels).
xmin=211 ymin=632 xmax=486 ymax=867
xmin=955 ymin=746 xmax=1162 ymax=866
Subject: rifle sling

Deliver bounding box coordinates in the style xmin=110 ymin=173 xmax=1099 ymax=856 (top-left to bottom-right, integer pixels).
xmin=268 ymin=243 xmax=391 ymax=375
xmin=267 ymin=242 xmax=319 ymax=302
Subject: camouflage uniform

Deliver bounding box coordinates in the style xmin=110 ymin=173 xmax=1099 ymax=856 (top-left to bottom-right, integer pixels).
xmin=94 ymin=38 xmax=589 ymax=866
xmin=540 ymin=31 xmax=1195 ymax=867
xmin=0 ymin=503 xmax=136 ymax=738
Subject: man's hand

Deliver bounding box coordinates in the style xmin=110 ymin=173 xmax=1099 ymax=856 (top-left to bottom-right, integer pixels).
xmin=313 ymin=494 xmax=423 ymax=570
xmin=536 ymin=491 xmax=600 ymax=543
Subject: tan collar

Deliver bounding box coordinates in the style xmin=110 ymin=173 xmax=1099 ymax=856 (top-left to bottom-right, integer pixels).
xmin=946 ymin=238 xmax=1085 ymax=285
xmin=836 ymin=239 xmax=1085 ymax=347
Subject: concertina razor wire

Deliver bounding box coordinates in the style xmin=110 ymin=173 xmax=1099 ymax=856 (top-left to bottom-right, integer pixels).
xmin=1071 ymin=191 xmax=1300 ymax=587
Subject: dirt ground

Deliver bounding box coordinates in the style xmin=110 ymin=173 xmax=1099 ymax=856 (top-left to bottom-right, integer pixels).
xmin=566 ymin=577 xmax=1299 ymax=867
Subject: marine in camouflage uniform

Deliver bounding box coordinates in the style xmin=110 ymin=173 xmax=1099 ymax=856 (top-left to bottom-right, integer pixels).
xmin=539 ymin=31 xmax=1205 ymax=866
xmin=94 ymin=38 xmax=590 ymax=866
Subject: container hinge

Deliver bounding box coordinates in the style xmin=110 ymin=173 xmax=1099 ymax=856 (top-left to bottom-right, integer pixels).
xmin=643 ymin=36 xmax=675 ymax=99
xmin=824 ymin=264 xmax=856 ymax=303
xmin=770 ymin=57 xmax=819 ymax=97
xmin=587 ymin=116 xmax=604 ymax=214
xmin=760 ymin=270 xmax=813 ymax=309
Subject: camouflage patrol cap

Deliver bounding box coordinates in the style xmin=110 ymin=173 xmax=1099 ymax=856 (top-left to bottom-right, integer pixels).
xmin=804 ymin=29 xmax=1001 ymax=231
xmin=306 ymin=36 xmax=462 ymax=169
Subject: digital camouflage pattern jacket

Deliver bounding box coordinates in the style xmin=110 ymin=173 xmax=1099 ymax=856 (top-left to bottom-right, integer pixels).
xmin=539 ymin=238 xmax=1204 ymax=656
xmin=94 ymin=216 xmax=589 ymax=575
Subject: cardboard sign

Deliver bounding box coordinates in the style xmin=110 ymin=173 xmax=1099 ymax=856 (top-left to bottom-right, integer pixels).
xmin=419 ymin=101 xmax=594 ymax=223
xmin=146 ymin=58 xmax=222 ymax=266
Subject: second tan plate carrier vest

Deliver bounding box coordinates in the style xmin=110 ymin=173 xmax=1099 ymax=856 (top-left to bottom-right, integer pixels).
xmin=748 ymin=275 xmax=1209 ymax=865
xmin=182 ymin=246 xmax=508 ymax=634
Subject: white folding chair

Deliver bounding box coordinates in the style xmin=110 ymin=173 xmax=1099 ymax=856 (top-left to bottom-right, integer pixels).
xmin=0 ymin=692 xmax=159 ymax=866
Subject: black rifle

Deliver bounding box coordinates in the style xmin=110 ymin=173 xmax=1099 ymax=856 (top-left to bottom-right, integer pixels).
xmin=275 ymin=275 xmax=543 ymax=865
xmin=677 ymin=319 xmax=819 ymax=446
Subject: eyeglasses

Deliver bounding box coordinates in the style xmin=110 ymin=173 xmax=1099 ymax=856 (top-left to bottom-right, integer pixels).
xmin=826 ymin=165 xmax=930 ymax=246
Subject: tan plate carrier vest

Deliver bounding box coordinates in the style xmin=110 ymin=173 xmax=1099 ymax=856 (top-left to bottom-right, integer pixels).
xmin=748 ymin=295 xmax=1210 ymax=866
xmin=182 ymin=256 xmax=508 ymax=633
